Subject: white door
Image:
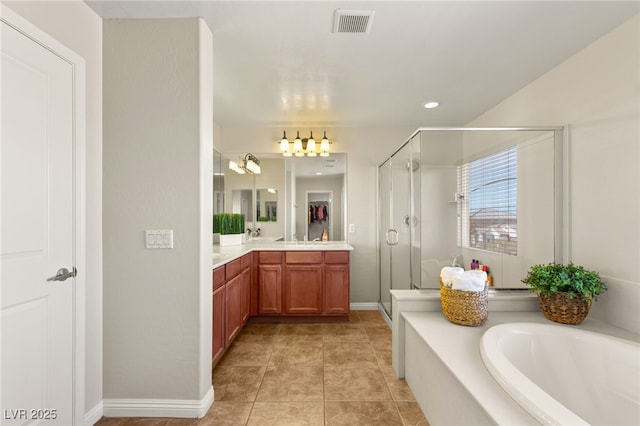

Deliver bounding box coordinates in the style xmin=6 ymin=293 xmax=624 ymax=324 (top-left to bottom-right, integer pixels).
xmin=1 ymin=20 xmax=75 ymax=425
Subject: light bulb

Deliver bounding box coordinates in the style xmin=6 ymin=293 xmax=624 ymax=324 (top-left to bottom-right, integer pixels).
xmin=320 ymin=131 xmax=330 ymax=157
xmin=293 ymin=131 xmax=304 ymax=157
xmin=306 ymin=131 xmax=317 ymax=156
xmin=279 ymin=131 xmax=290 ymax=153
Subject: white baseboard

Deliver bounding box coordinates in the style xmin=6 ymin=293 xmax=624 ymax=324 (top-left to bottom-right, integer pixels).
xmin=102 ymin=386 xmax=213 ymax=419
xmin=84 ymin=401 xmax=103 ymax=425
xmin=350 ymin=302 xmax=379 ymax=310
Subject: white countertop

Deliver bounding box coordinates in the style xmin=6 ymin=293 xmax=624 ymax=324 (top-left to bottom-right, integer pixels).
xmin=212 ymin=240 xmax=353 ymax=268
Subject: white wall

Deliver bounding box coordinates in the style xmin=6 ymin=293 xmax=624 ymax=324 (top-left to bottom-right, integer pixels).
xmin=3 ymin=0 xmax=104 ymax=420
xmin=468 ymin=15 xmax=640 ymax=334
xmin=103 ymin=17 xmax=213 ymax=411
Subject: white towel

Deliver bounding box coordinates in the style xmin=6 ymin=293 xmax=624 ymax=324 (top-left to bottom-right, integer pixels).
xmin=452 ymin=270 xmax=487 ymax=292
xmin=440 ymin=267 xmax=464 ymax=287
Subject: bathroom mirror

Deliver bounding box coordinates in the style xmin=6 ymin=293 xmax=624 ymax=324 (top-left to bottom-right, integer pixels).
xmin=231 ymin=189 xmax=253 ymax=222
xmin=285 ymin=154 xmax=347 ymax=242
xmin=221 ymin=154 xmax=285 ymax=237
xmin=218 ymin=153 xmax=345 ymax=241
xmin=223 ymin=153 xmax=255 ymax=226
xmin=256 ymin=188 xmax=278 ymax=222
xmin=213 ymin=148 xmax=225 ymax=214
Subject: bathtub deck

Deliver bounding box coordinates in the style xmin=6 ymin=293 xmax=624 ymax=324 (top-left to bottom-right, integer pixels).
xmin=402 ymin=311 xmax=639 ymax=425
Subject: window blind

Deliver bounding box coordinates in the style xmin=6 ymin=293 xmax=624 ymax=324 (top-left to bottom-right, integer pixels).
xmin=457 ymin=146 xmax=517 ymax=255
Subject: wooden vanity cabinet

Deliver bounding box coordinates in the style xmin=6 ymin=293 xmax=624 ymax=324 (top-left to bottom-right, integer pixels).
xmin=214 ymin=249 xmax=349 ymax=363
xmin=240 ymin=254 xmax=251 ymax=323
xmin=255 ymin=250 xmax=350 ymax=320
xmin=225 ymin=254 xmax=252 ymax=344
xmin=324 ymin=251 xmax=350 ymax=314
xmin=212 ymin=266 xmax=226 ymax=363
xmin=257 ymin=251 xmax=283 ymax=314
xmin=212 ymin=253 xmax=253 ymax=365
xmin=225 ymin=258 xmax=243 ymax=344
xmin=285 ymin=251 xmax=323 ymax=314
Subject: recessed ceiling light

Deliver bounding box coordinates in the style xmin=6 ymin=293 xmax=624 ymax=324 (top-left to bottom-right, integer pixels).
xmin=424 ymin=101 xmax=439 ymax=109
xmin=316 ymin=172 xmax=323 ymax=175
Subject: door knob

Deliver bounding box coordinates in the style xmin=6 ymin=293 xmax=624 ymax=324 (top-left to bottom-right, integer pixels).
xmin=46 ymin=267 xmax=77 ymax=282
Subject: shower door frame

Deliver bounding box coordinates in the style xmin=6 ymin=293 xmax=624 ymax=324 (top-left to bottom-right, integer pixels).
xmin=377 ymin=126 xmax=566 ymax=319
xmin=378 ymin=137 xmax=420 ymax=319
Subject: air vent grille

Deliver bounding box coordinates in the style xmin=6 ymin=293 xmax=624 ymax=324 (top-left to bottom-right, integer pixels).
xmin=333 ymin=9 xmax=375 ymax=34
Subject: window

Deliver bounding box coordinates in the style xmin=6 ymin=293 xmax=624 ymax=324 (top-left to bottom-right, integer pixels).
xmin=457 ymin=146 xmax=517 ymax=255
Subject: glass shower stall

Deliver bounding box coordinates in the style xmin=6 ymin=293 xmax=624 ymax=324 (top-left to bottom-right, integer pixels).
xmin=378 ymin=127 xmax=564 ymax=320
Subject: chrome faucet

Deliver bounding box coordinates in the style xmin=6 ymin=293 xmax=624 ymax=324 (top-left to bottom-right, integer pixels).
xmin=246 ymin=228 xmax=261 ymax=238
xmin=312 ymin=238 xmax=321 ymax=244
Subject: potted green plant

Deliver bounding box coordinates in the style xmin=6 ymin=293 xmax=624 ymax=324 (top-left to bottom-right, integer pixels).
xmin=213 ymin=213 xmax=245 ymax=246
xmin=522 ymin=262 xmax=606 ymax=324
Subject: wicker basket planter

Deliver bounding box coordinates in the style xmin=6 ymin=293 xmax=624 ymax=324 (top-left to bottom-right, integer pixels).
xmin=537 ymin=292 xmax=592 ymax=325
xmin=522 ymin=263 xmax=606 ymax=325
xmin=440 ymin=283 xmax=488 ymax=327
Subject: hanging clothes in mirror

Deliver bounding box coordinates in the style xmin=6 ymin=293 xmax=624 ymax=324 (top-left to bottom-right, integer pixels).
xmin=308 ymin=202 xmax=329 ymax=224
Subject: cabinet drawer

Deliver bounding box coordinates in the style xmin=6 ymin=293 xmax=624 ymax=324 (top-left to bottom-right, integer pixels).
xmin=226 ymin=258 xmax=242 ymax=280
xmin=258 ymin=251 xmax=282 ymax=264
xmin=213 ymin=266 xmax=225 ymax=290
xmin=241 ymin=253 xmax=252 ymax=270
xmin=324 ymin=251 xmax=350 ymax=264
xmin=286 ymin=251 xmax=323 ymax=264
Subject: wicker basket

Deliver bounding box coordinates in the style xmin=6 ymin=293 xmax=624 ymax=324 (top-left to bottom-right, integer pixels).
xmin=440 ymin=281 xmax=488 ymax=326
xmin=537 ymin=292 xmax=592 ymax=325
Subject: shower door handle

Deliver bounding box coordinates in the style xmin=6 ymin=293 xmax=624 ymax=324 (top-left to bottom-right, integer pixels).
xmin=385 ymin=229 xmax=399 ymax=246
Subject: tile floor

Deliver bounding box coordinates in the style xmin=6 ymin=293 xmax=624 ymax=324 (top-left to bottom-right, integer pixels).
xmin=96 ymin=310 xmax=429 ymax=425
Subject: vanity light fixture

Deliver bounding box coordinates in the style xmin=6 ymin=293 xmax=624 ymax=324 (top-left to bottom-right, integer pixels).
xmin=244 ymin=153 xmax=261 ymax=174
xmin=278 ymin=130 xmax=332 ymax=157
xmin=280 ymin=131 xmax=292 ymax=157
xmin=293 ymin=131 xmax=304 ymax=157
xmin=306 ymin=132 xmax=317 ymax=157
xmin=228 ymin=160 xmax=245 ymax=174
xmin=229 ymin=153 xmax=261 ymax=174
xmin=320 ymin=131 xmax=330 ymax=157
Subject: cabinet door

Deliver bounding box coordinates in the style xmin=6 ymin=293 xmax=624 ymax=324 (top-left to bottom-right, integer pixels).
xmin=212 ymin=285 xmax=226 ymax=362
xmin=285 ymin=264 xmax=323 ymax=314
xmin=213 ymin=266 xmax=225 ymax=291
xmin=258 ymin=264 xmax=282 ymax=314
xmin=324 ymin=264 xmax=350 ymax=314
xmin=240 ymin=267 xmax=251 ymax=323
xmin=226 ymin=275 xmax=243 ymax=342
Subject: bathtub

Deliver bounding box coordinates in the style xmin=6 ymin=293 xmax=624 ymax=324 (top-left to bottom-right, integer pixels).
xmin=481 ymin=322 xmax=640 ymax=426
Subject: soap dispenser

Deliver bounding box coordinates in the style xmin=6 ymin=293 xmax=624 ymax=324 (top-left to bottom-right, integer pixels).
xmin=321 ymin=229 xmax=328 ymax=243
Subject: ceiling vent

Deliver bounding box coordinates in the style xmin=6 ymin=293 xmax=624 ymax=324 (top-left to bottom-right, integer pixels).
xmin=333 ymin=9 xmax=375 ymax=34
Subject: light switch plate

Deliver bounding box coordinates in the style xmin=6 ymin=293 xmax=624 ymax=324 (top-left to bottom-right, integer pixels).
xmin=348 ymin=224 xmax=356 ymax=233
xmin=145 ymin=230 xmax=174 ymax=249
